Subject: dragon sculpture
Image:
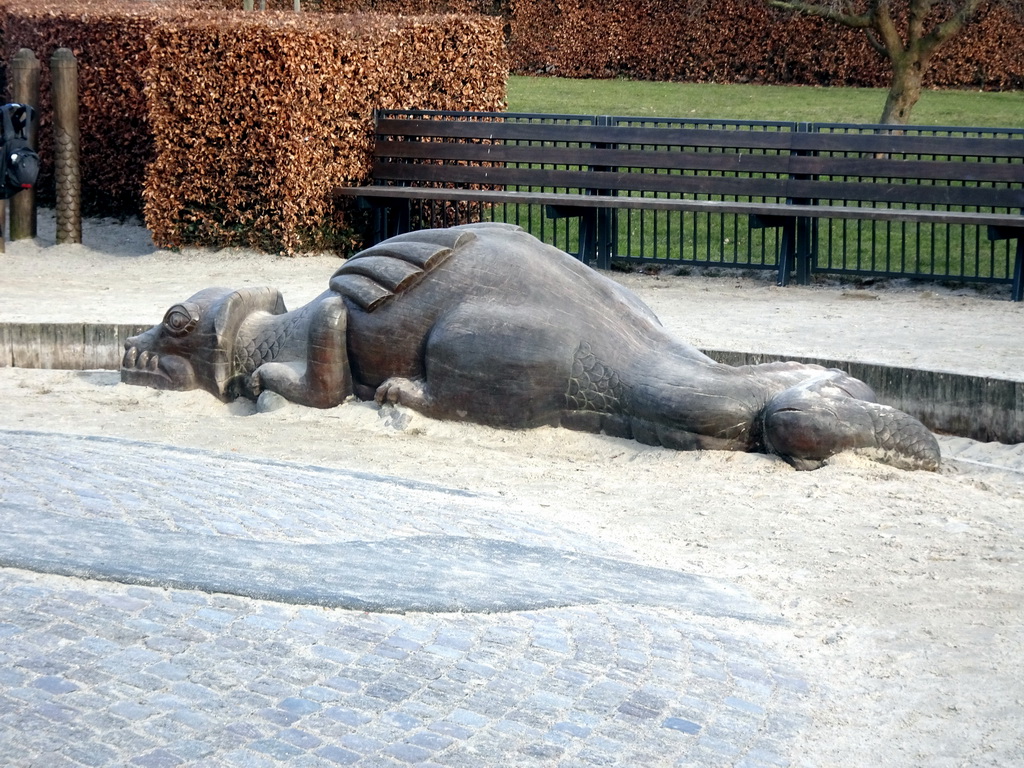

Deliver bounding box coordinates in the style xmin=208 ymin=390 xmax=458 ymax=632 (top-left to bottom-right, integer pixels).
xmin=122 ymin=223 xmax=940 ymax=471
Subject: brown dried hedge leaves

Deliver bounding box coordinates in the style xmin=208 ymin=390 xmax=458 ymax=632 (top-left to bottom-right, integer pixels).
xmin=144 ymin=11 xmax=505 ymax=253
xmin=1 ymin=2 xmax=506 ymax=252
xmin=209 ymin=0 xmax=1024 ymax=90
xmin=507 ymin=0 xmax=1024 ymax=90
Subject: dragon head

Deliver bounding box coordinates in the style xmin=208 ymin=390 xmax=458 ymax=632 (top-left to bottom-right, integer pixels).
xmin=121 ymin=286 xmax=286 ymax=401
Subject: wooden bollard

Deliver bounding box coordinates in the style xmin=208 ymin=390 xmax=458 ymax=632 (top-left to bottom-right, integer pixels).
xmin=51 ymin=48 xmax=81 ymax=245
xmin=10 ymin=48 xmax=40 ymax=241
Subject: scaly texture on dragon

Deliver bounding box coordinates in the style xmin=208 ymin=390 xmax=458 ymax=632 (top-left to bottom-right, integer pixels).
xmin=122 ymin=223 xmax=940 ymax=471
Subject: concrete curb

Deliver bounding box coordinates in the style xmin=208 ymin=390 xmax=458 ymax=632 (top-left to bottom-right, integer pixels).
xmin=1 ymin=321 xmax=148 ymax=370
xmin=708 ymin=350 xmax=1023 ymax=445
xmin=2 ymin=322 xmax=1020 ymax=445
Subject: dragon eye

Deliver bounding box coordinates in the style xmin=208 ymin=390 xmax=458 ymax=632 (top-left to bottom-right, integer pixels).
xmin=163 ymin=304 xmax=198 ymax=337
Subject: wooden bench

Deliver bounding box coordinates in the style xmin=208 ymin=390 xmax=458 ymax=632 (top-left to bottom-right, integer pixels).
xmin=336 ymin=112 xmax=1024 ymax=300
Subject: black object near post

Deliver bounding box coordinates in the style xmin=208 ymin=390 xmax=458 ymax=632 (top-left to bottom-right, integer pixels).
xmin=0 ymin=101 xmax=40 ymax=253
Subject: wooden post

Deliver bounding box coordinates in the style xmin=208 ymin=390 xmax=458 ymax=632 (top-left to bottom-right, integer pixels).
xmin=51 ymin=48 xmax=81 ymax=245
xmin=242 ymin=0 xmax=254 ymax=10
xmin=10 ymin=48 xmax=40 ymax=241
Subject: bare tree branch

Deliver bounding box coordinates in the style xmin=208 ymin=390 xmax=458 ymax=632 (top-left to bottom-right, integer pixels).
xmin=767 ymin=0 xmax=873 ymax=28
xmin=871 ymin=0 xmax=906 ymax=59
xmin=907 ymin=0 xmax=934 ymax=50
xmin=864 ymin=28 xmax=887 ymax=56
xmin=925 ymin=0 xmax=985 ymax=48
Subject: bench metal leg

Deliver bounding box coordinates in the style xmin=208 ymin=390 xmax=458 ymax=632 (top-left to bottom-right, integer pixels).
xmin=393 ymin=201 xmax=411 ymax=239
xmin=774 ymin=219 xmax=796 ymax=287
xmin=794 ymin=217 xmax=814 ymax=286
xmin=763 ymin=217 xmax=812 ymax=287
xmin=987 ymin=224 xmax=1024 ymax=301
xmin=369 ymin=200 xmax=412 ymax=245
xmin=1013 ymin=239 xmax=1023 ymax=302
xmin=371 ymin=205 xmax=387 ymax=245
xmin=546 ymin=205 xmax=599 ymax=265
xmin=579 ymin=210 xmax=598 ymax=265
xmin=595 ymin=208 xmax=614 ymax=271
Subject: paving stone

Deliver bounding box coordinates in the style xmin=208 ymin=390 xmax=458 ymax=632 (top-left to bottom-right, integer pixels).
xmin=340 ymin=733 xmax=387 ymax=754
xmin=320 ymin=706 xmax=369 ymax=728
xmin=382 ymin=710 xmax=423 ymax=731
xmin=110 ymin=701 xmax=157 ymax=721
xmin=317 ymin=745 xmax=362 ymax=765
xmin=663 ymin=716 xmax=703 ymax=735
xmin=31 ymin=675 xmax=79 ymax=695
xmin=385 ymin=742 xmax=434 ymax=763
xmin=257 ymin=707 xmax=300 ymax=727
xmin=131 ymin=748 xmax=184 ymax=767
xmin=427 ymin=720 xmax=473 ymax=740
xmin=279 ymin=727 xmax=322 ymax=749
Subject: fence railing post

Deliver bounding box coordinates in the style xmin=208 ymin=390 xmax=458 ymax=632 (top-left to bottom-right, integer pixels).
xmin=10 ymin=48 xmax=40 ymax=241
xmin=594 ymin=115 xmax=615 ymax=270
xmin=792 ymin=122 xmax=815 ymax=285
xmin=51 ymin=48 xmax=81 ymax=245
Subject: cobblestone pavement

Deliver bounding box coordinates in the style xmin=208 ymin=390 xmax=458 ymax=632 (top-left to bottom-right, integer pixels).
xmin=0 ymin=430 xmax=812 ymax=767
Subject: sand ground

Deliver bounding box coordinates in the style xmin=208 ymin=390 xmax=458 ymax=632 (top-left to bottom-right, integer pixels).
xmin=1 ymin=211 xmax=1022 ymax=766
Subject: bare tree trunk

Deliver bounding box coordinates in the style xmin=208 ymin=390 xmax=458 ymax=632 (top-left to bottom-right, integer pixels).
xmin=880 ymin=56 xmax=926 ymax=125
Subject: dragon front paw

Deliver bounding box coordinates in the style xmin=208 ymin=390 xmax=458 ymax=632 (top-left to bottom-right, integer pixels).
xmin=374 ymin=377 xmax=430 ymax=410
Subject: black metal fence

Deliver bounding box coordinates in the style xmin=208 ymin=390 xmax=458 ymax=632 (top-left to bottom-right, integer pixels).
xmin=378 ymin=109 xmax=1024 ymax=290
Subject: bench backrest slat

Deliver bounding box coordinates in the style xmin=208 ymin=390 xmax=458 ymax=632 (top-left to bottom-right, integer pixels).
xmin=373 ymin=161 xmax=1024 ymax=208
xmin=375 ymin=139 xmax=794 ymax=175
xmin=373 ymin=161 xmax=789 ymax=199
xmin=377 ymin=118 xmax=1024 ymax=160
xmin=374 ymin=139 xmax=1024 ymax=184
xmin=791 ymin=131 xmax=1024 ymax=160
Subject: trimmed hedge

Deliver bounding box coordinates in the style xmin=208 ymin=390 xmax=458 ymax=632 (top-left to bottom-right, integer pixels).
xmin=228 ymin=0 xmax=1024 ymax=90
xmin=506 ymin=0 xmax=1024 ymax=90
xmin=142 ymin=12 xmax=506 ymax=253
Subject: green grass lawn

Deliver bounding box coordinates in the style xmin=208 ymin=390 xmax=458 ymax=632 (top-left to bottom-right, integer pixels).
xmin=507 ymin=76 xmax=1024 ymax=128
